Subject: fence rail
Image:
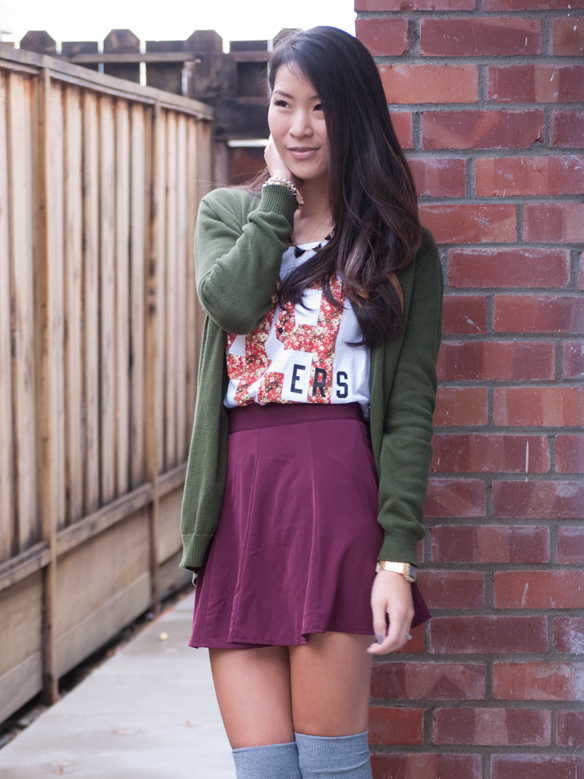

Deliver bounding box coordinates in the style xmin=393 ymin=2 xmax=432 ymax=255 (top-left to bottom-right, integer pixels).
xmin=0 ymin=44 xmax=213 ymax=722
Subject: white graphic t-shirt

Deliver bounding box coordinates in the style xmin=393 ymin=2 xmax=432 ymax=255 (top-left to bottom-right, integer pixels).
xmin=224 ymin=241 xmax=371 ymax=417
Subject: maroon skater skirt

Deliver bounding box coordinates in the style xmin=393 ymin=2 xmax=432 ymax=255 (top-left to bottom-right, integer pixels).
xmin=189 ymin=402 xmax=430 ymax=649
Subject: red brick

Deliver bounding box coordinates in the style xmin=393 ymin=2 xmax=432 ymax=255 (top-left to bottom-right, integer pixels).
xmin=449 ymin=248 xmax=570 ymax=289
xmin=420 ymin=205 xmax=516 ymax=243
xmin=431 ymin=434 xmax=550 ymax=473
xmin=431 ymin=524 xmax=550 ymax=564
xmin=391 ymin=111 xmax=413 ymax=150
xmin=431 ymin=616 xmax=547 ymax=654
xmin=494 ymin=295 xmax=584 ymax=334
xmin=395 ymin=623 xmax=425 ymax=654
xmin=434 ymin=707 xmax=551 ymax=746
xmin=368 ymin=707 xmax=423 ymax=745
xmin=552 ymin=110 xmax=584 ymax=148
xmin=418 ymin=570 xmax=484 ymax=609
xmin=495 ymin=571 xmax=584 ymax=609
xmin=423 ymin=110 xmax=543 ymax=150
xmin=556 ymin=435 xmax=584 ymax=473
xmin=557 ymin=527 xmax=584 ymax=565
xmin=579 ymin=253 xmax=584 ymax=291
xmin=408 ymin=158 xmax=466 ymax=197
xmin=421 ymin=18 xmax=541 ymax=56
xmin=492 ymin=480 xmax=584 ymax=519
xmin=494 ymin=388 xmax=584 ymax=427
xmin=524 ymin=203 xmax=584 ymax=243
xmin=493 ymin=662 xmax=584 ymax=700
xmin=554 ymin=618 xmax=584 ymax=653
xmin=424 ymin=479 xmax=486 ymax=517
xmin=553 ymin=18 xmax=584 ymax=55
xmin=371 ymin=662 xmax=486 ymax=700
xmin=491 ymin=755 xmax=584 ymax=779
xmin=441 ymin=296 xmax=486 ymax=335
xmin=371 ymin=753 xmax=482 ymax=779
xmin=357 ymin=0 xmax=475 ymax=8
xmin=564 ymin=341 xmax=584 ymax=379
xmin=486 ymin=0 xmax=584 ymax=7
xmin=476 ymin=155 xmax=584 ymax=197
xmin=557 ymin=711 xmax=584 ymax=747
xmin=487 ymin=65 xmax=584 ymax=103
xmin=379 ymin=65 xmax=478 ymax=105
xmin=437 ymin=341 xmax=555 ymax=381
xmin=433 ymin=388 xmax=488 ymax=427
xmin=356 ymin=18 xmax=409 ymax=56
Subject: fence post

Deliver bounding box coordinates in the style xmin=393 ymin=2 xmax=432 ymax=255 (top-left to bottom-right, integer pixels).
xmin=37 ymin=67 xmax=60 ymax=706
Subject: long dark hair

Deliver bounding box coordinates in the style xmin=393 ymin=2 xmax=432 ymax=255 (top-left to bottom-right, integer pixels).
xmin=249 ymin=26 xmax=421 ymax=348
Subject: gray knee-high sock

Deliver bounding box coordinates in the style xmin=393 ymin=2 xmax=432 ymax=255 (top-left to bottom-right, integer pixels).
xmin=232 ymin=741 xmax=302 ymax=779
xmin=295 ymin=731 xmax=372 ymax=778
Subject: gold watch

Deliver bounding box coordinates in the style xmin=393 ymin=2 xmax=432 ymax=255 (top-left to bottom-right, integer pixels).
xmin=376 ymin=561 xmax=417 ymax=583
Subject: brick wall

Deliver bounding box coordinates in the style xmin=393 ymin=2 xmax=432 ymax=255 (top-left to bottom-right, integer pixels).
xmin=355 ymin=2 xmax=584 ymax=776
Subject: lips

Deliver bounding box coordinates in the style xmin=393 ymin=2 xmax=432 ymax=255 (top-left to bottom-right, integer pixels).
xmin=287 ymin=147 xmax=320 ymax=159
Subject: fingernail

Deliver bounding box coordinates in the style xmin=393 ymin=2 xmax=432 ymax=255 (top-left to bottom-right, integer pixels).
xmin=375 ymin=634 xmax=384 ymax=644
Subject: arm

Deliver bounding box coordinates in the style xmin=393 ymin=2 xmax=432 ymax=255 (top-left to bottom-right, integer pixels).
xmin=195 ymin=184 xmax=297 ymax=334
xmin=368 ymin=233 xmax=444 ymax=654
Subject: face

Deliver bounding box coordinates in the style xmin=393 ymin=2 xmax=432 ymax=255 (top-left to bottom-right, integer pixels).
xmin=268 ymin=64 xmax=329 ymax=183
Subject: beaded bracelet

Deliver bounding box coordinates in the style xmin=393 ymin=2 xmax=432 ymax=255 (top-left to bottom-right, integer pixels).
xmin=262 ymin=176 xmax=304 ymax=206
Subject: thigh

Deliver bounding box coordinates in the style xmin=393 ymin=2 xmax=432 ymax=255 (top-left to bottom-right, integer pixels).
xmin=209 ymin=646 xmax=294 ymax=749
xmin=289 ymin=632 xmax=373 ymax=737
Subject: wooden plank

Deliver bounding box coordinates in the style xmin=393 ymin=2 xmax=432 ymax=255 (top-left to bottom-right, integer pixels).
xmin=0 ymin=541 xmax=50 ymax=593
xmin=0 ymin=45 xmax=214 ymax=120
xmin=115 ymin=100 xmax=130 ymax=497
xmin=155 ymin=107 xmax=166 ymax=477
xmin=37 ymin=69 xmax=65 ymax=705
xmin=55 ymin=510 xmax=150 ymax=670
xmin=144 ymin=102 xmax=164 ymax=612
xmin=7 ymin=73 xmax=38 ymax=552
xmin=0 ymin=572 xmax=43 ymax=723
xmin=165 ymin=111 xmax=178 ymax=470
xmin=82 ymin=91 xmax=100 ymax=514
xmin=56 ymin=571 xmax=150 ymax=677
xmin=100 ymin=96 xmax=116 ymax=503
xmin=158 ymin=486 xmax=183 ymax=563
xmin=185 ymin=118 xmax=198 ymax=432
xmin=0 ymin=71 xmax=14 ymax=564
xmin=46 ymin=78 xmax=66 ymax=532
xmin=158 ymin=461 xmax=187 ymax=497
xmin=175 ymin=114 xmax=187 ymax=462
xmin=63 ymin=85 xmax=84 ymax=525
xmin=129 ymin=103 xmax=146 ymax=490
xmin=56 ymin=483 xmax=153 ymax=557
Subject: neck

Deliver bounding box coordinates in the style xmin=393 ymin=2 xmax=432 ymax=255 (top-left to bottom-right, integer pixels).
xmin=298 ymin=173 xmax=331 ymax=220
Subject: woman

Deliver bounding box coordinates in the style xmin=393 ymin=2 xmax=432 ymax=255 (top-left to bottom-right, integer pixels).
xmin=181 ymin=26 xmax=443 ymax=779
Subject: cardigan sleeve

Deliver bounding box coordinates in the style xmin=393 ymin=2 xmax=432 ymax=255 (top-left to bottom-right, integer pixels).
xmin=376 ymin=232 xmax=444 ymax=566
xmin=194 ymin=185 xmax=297 ymax=334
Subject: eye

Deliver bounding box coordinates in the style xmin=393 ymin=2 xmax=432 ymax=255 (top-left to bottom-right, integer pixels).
xmin=274 ymin=99 xmax=289 ymax=108
xmin=314 ymin=103 xmax=324 ymax=112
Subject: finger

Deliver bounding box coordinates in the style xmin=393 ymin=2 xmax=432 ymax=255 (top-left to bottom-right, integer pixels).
xmin=370 ymin=598 xmax=388 ymax=643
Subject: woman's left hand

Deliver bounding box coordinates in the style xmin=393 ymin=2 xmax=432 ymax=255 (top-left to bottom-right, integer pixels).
xmin=367 ymin=571 xmax=414 ymax=655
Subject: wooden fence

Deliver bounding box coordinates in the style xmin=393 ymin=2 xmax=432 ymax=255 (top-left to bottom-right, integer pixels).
xmin=0 ymin=44 xmax=213 ymax=723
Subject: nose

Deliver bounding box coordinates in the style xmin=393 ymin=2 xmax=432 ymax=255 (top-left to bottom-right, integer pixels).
xmin=290 ymin=107 xmax=313 ymax=138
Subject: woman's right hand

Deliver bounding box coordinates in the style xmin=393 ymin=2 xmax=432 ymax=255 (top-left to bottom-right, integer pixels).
xmin=264 ymin=135 xmax=301 ymax=189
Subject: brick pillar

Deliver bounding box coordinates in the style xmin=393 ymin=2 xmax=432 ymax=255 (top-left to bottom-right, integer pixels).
xmin=355 ymin=3 xmax=584 ymax=777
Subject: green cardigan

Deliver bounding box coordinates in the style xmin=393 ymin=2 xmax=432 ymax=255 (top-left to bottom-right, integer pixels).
xmin=180 ymin=184 xmax=443 ymax=574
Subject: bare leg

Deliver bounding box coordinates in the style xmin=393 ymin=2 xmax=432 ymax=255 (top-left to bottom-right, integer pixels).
xmin=289 ymin=632 xmax=373 ymax=737
xmin=209 ymin=646 xmax=294 ymax=749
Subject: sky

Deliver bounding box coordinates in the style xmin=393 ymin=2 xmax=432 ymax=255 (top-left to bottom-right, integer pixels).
xmin=1 ymin=0 xmax=356 ymax=51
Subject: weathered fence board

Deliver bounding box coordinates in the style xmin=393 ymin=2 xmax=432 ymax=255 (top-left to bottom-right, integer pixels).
xmin=0 ymin=45 xmax=213 ymax=723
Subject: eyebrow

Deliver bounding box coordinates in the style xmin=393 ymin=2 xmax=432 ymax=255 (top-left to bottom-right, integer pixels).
xmin=274 ymin=89 xmax=321 ymax=101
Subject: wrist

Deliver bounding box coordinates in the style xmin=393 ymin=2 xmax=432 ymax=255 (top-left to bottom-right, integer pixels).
xmin=376 ymin=561 xmax=417 ymax=583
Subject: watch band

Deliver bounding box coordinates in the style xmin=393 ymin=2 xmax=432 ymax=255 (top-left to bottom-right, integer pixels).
xmin=376 ymin=561 xmax=417 ymax=583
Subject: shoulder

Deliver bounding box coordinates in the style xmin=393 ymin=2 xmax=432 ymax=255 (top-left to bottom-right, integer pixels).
xmin=200 ymin=187 xmax=260 ymax=225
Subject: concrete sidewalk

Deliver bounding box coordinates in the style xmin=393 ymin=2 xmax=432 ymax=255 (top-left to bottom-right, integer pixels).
xmin=0 ymin=591 xmax=235 ymax=778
